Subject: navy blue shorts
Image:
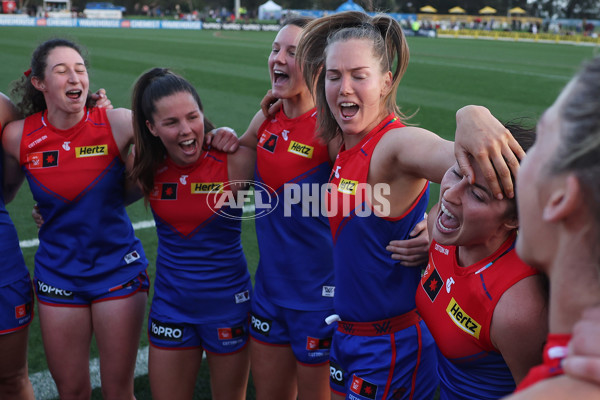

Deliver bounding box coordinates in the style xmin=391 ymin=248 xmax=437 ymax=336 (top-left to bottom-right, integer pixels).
xmin=148 ymin=310 xmax=249 ymax=355
xmin=0 ymin=274 xmax=34 ymax=334
xmin=329 ymin=312 xmax=438 ymax=400
xmin=250 ymin=290 xmax=334 ymax=365
xmin=34 ymin=270 xmax=150 ymax=306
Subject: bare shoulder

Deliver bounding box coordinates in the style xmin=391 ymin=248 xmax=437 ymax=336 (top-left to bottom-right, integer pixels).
xmin=2 ymin=119 xmax=25 ymax=157
xmin=247 ymin=109 xmax=267 ymax=135
xmin=492 ymin=274 xmax=548 ymax=347
xmin=505 ymin=375 xmax=600 ymax=400
xmin=228 ymin=145 xmax=256 ymax=180
xmin=105 ymin=107 xmax=134 ymax=148
xmin=373 ymin=125 xmax=451 ymax=182
xmin=106 ymin=107 xmax=132 ymax=125
xmin=0 ymin=93 xmax=20 ymax=129
xmin=377 ymin=126 xmax=446 ymax=158
xmin=239 ymin=109 xmax=266 ymax=148
xmin=495 ymin=275 xmax=547 ymax=327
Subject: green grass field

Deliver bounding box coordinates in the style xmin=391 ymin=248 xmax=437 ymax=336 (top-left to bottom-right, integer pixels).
xmin=0 ymin=26 xmax=597 ymax=399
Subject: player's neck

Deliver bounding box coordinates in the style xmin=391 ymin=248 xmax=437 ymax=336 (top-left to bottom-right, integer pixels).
xmin=547 ymin=235 xmax=600 ymax=334
xmin=282 ymin=91 xmax=314 ymax=119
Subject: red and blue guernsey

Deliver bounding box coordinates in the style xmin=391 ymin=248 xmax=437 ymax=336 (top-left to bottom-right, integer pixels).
xmin=20 ymin=108 xmax=147 ymax=291
xmin=0 ymin=123 xmax=29 ymax=285
xmin=148 ymin=150 xmax=251 ymax=323
xmin=416 ymin=233 xmax=539 ymax=399
xmin=327 ymin=114 xmax=429 ymax=322
xmin=254 ymin=108 xmax=334 ymax=311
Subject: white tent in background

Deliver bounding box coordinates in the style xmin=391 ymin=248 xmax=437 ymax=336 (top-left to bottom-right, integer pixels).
xmin=258 ymin=0 xmax=282 ymax=20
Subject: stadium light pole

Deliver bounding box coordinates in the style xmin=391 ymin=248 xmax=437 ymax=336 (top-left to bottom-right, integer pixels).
xmin=235 ymin=0 xmax=240 ymax=20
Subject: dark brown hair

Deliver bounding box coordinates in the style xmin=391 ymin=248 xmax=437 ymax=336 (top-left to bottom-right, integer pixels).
xmin=11 ymin=38 xmax=94 ymax=116
xmin=130 ymin=68 xmax=215 ymax=198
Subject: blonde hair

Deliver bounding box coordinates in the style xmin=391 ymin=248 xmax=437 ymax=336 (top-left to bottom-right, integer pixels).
xmin=297 ymin=11 xmax=409 ymax=143
xmin=552 ymin=57 xmax=600 ymax=228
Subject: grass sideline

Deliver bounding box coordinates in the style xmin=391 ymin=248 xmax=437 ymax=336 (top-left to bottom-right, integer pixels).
xmin=0 ymin=26 xmax=596 ymax=399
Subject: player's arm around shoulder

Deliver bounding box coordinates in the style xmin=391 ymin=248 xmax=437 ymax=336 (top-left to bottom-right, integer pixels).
xmin=491 ymin=274 xmax=549 ymax=384
xmin=0 ymin=92 xmax=20 ymax=128
xmin=227 ymin=145 xmax=256 ymax=195
xmin=123 ymin=150 xmax=143 ymax=205
xmin=373 ymin=126 xmax=454 ymax=185
xmin=238 ymin=109 xmax=266 ymax=150
xmin=2 ymin=118 xmax=26 ymax=204
xmin=106 ymin=107 xmax=134 ymax=159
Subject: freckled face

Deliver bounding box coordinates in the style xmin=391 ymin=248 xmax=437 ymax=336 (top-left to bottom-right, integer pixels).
xmin=146 ymin=91 xmax=205 ymax=167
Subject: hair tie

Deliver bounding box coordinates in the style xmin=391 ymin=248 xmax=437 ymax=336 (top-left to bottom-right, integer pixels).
xmin=24 ymin=68 xmax=32 ymax=77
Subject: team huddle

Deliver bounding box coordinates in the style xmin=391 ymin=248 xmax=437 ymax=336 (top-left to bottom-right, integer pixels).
xmin=1 ymin=10 xmax=600 ymax=400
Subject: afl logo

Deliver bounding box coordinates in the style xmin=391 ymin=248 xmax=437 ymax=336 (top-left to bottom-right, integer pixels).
xmin=205 ymin=180 xmax=279 ymax=221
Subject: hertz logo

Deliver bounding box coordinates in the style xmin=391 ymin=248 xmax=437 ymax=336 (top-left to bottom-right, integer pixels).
xmin=288 ymin=141 xmax=314 ymax=158
xmin=76 ymin=145 xmax=108 ymax=157
xmin=337 ymin=178 xmax=358 ymax=195
xmin=191 ymin=182 xmax=223 ymax=194
xmin=446 ymin=298 xmax=481 ymax=339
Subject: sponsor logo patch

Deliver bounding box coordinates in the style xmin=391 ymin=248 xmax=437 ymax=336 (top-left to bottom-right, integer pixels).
xmin=350 ymin=375 xmax=378 ymax=399
xmin=75 ymin=145 xmax=108 ymax=157
xmin=434 ymin=243 xmax=450 ymax=255
xmin=446 ymin=298 xmax=481 ymax=339
xmin=234 ymin=290 xmax=250 ymax=304
xmin=306 ymin=336 xmax=331 ymax=351
xmin=337 ymin=178 xmax=358 ymax=195
xmin=150 ymin=319 xmax=184 ymax=342
xmin=250 ymin=313 xmax=271 ymax=337
xmin=191 ymin=182 xmax=223 ymax=194
xmin=338 ymin=321 xmax=354 ymax=334
xmin=150 ymin=183 xmax=177 ymax=200
xmin=218 ymin=325 xmax=245 ymax=340
xmin=27 ymin=134 xmax=48 ymax=149
xmin=322 ymin=285 xmax=335 ymax=297
xmin=372 ymin=320 xmax=392 ymax=335
xmin=258 ymin=132 xmax=278 ymax=153
xmin=15 ymin=302 xmax=31 ymax=320
xmin=330 ymin=361 xmax=346 ymax=386
xmin=124 ymin=250 xmax=141 ymax=264
xmin=423 ymin=267 xmax=443 ymax=302
xmin=287 ymin=141 xmax=314 ymax=158
xmin=37 ymin=280 xmax=73 ymax=299
xmin=27 ymin=150 xmax=59 ymax=168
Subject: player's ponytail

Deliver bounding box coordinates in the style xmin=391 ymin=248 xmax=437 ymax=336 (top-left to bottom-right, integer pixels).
xmin=130 ymin=67 xmax=169 ymax=199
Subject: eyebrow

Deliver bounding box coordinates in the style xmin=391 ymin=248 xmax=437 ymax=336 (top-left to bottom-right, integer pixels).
xmin=51 ymin=62 xmax=85 ymax=70
xmin=473 ymin=180 xmax=492 ymax=196
xmin=272 ymin=42 xmax=296 ymax=49
xmin=326 ymin=66 xmax=370 ymax=73
xmin=453 ymin=167 xmax=492 ymax=196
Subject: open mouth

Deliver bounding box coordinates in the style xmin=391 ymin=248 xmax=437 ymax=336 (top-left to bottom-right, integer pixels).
xmin=66 ymin=89 xmax=82 ymax=100
xmin=340 ymin=102 xmax=359 ymax=119
xmin=273 ymin=70 xmax=289 ymax=85
xmin=180 ymin=138 xmax=197 ymax=154
xmin=437 ymin=203 xmax=459 ymax=232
